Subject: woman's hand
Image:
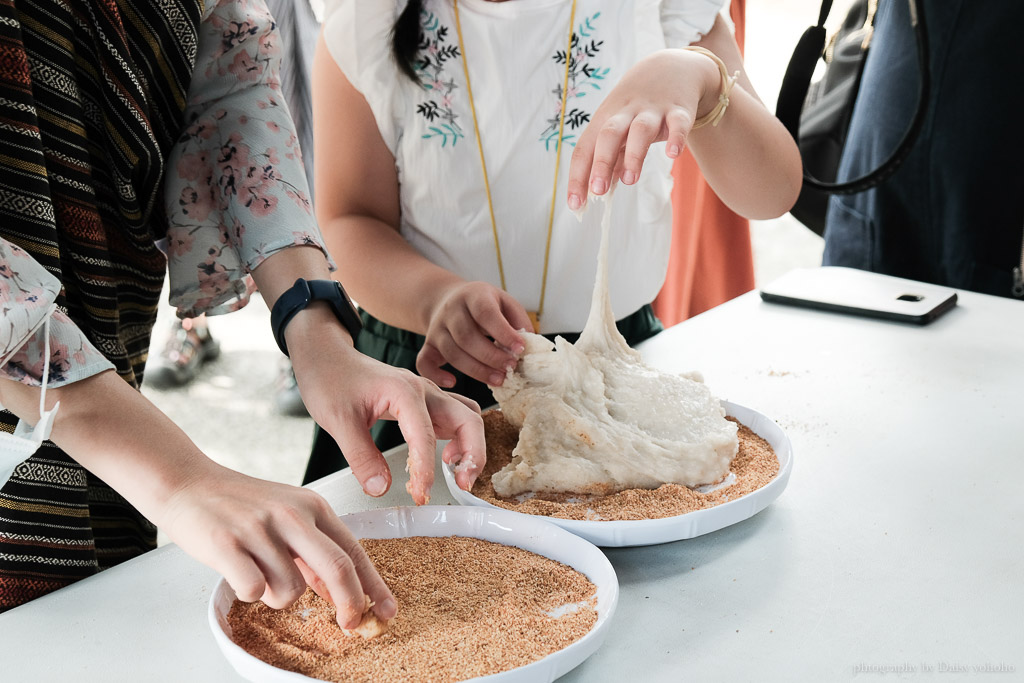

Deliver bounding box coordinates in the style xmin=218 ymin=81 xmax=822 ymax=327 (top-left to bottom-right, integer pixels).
xmin=416 ymin=281 xmax=532 ymax=389
xmin=159 ymin=463 xmax=396 ymax=629
xmin=0 ymin=368 xmax=399 ymax=629
xmin=566 ymin=16 xmax=801 ymax=220
xmin=566 ymin=48 xmax=719 ymax=211
xmin=286 ymin=303 xmax=486 ymax=504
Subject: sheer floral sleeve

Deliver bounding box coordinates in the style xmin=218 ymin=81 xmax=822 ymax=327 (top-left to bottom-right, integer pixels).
xmin=0 ymin=238 xmax=114 ymax=388
xmin=164 ymin=0 xmax=332 ymax=319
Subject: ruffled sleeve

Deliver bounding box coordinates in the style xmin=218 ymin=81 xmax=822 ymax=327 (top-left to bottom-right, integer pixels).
xmin=164 ymin=0 xmax=333 ymax=319
xmin=0 ymin=238 xmax=114 ymax=388
xmin=321 ymin=0 xmax=410 ymax=156
xmin=660 ymin=0 xmax=727 ymax=47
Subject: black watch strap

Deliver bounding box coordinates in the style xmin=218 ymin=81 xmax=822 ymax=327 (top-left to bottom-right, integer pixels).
xmin=270 ymin=278 xmax=363 ymax=356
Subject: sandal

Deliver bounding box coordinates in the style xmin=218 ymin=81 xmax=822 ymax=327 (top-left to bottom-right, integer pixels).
xmin=145 ymin=317 xmax=220 ymax=389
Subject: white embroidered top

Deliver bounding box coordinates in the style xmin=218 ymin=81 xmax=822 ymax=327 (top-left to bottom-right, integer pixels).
xmin=323 ymin=0 xmax=724 ymax=334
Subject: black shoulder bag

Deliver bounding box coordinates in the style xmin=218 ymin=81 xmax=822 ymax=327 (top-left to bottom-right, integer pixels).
xmin=775 ymin=0 xmax=930 ymax=236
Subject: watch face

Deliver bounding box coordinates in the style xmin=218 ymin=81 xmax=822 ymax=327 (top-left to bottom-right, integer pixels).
xmin=336 ymin=282 xmax=357 ymax=308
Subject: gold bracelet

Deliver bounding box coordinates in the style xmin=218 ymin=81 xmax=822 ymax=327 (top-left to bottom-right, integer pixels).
xmin=683 ymin=46 xmax=740 ymax=129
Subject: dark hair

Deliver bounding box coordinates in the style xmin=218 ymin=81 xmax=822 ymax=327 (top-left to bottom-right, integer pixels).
xmin=392 ymin=0 xmax=423 ymax=82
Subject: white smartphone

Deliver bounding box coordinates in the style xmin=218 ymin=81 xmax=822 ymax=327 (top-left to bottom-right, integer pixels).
xmin=759 ymin=266 xmax=958 ymax=325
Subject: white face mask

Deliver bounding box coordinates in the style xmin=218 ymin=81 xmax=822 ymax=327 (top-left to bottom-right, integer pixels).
xmin=0 ymin=314 xmax=61 ymax=487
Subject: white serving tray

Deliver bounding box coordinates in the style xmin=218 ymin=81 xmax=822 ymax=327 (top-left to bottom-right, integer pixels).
xmin=210 ymin=505 xmax=618 ymax=682
xmin=442 ymin=401 xmax=793 ymax=547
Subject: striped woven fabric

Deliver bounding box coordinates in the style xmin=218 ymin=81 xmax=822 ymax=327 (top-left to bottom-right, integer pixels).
xmin=0 ymin=0 xmax=202 ymax=611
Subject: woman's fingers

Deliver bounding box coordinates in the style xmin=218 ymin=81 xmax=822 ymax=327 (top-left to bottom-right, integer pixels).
xmin=567 ymin=112 xmax=634 ymax=204
xmin=422 ymin=285 xmax=525 ymax=385
xmin=253 ymin=533 xmax=309 ymax=609
xmin=621 ymin=111 xmax=664 ymax=185
xmin=314 ymin=509 xmax=398 ymax=623
xmin=445 ymin=440 xmax=485 ymax=491
xmin=447 ymin=325 xmax=517 ymax=385
xmin=567 ymin=129 xmax=597 ymax=211
xmin=219 ymin=546 xmax=268 ymax=603
xmin=326 ymin=415 xmax=393 ymax=498
xmin=429 ymin=331 xmax=505 ymax=386
xmin=293 ymin=556 xmax=333 ymax=604
xmin=388 ymin=389 xmax=438 ymax=505
xmin=431 ymin=393 xmax=486 ymax=491
xmin=444 ymin=293 xmax=523 ymax=380
xmin=498 ymin=293 xmax=535 ymax=339
xmin=207 ymin=519 xmax=304 ymax=609
xmin=416 ymin=343 xmax=457 ymax=389
xmin=565 ymin=49 xmax=717 ymax=206
xmin=314 ymin=353 xmax=485 ymax=506
xmin=664 ymin=107 xmax=693 ymax=159
xmin=441 ymin=438 xmax=461 ymax=467
xmin=445 ymin=392 xmax=482 ymax=413
xmin=473 ymin=296 xmax=526 ymax=356
xmin=288 ymin=498 xmax=398 ymax=628
xmin=158 ymin=466 xmax=398 ymax=630
xmin=285 ymin=519 xmax=376 ymax=628
xmin=587 ymin=114 xmax=632 ymax=196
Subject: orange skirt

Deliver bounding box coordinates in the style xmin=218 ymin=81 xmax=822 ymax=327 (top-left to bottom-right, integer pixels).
xmin=652 ymin=0 xmax=755 ymax=326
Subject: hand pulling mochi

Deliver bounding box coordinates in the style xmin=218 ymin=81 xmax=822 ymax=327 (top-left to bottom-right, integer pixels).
xmin=490 ymin=195 xmax=738 ymax=497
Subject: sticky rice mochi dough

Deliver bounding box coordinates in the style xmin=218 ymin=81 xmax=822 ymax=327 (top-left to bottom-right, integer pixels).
xmin=489 ymin=195 xmax=738 ymax=497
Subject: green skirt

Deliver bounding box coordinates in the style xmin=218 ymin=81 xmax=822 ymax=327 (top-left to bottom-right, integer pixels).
xmin=303 ymin=305 xmax=664 ymax=484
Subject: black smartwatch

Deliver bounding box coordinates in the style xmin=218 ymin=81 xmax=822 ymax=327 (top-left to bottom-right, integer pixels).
xmin=270 ymin=278 xmax=363 ymax=356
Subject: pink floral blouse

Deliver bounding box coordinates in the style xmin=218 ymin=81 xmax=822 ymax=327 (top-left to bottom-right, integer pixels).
xmin=0 ymin=0 xmax=329 ymax=389
xmin=165 ymin=0 xmax=331 ymax=317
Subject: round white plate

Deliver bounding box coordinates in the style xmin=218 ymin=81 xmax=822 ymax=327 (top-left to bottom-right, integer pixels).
xmin=209 ymin=505 xmax=618 ymax=683
xmin=443 ymin=400 xmax=793 ymax=548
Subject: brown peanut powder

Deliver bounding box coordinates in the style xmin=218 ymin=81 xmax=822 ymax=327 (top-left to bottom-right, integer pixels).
xmin=474 ymin=410 xmax=780 ymax=521
xmin=226 ymin=536 xmax=598 ymax=683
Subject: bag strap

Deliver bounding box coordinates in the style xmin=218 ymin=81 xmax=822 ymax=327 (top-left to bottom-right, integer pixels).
xmin=776 ymin=0 xmax=930 ymax=195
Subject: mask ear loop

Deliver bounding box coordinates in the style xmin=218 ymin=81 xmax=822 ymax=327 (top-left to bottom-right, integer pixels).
xmin=37 ymin=312 xmax=52 ymax=421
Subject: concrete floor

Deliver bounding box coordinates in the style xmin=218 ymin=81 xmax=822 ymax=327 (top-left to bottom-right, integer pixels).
xmin=142 ymin=0 xmax=829 ymax=501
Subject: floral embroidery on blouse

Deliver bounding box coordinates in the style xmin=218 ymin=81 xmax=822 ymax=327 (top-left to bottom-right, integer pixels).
xmin=540 ymin=12 xmax=609 ymax=150
xmin=413 ymin=10 xmax=465 ymax=148
xmin=165 ymin=0 xmax=329 ymax=318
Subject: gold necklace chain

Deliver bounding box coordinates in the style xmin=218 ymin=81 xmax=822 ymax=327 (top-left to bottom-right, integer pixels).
xmin=453 ymin=0 xmax=579 ymax=333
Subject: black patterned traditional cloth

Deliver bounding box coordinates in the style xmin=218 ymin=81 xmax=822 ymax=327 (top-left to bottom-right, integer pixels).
xmin=0 ymin=0 xmax=202 ymax=611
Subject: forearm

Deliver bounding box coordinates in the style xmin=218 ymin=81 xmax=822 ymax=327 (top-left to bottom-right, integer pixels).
xmin=310 ymin=28 xmax=456 ymax=336
xmin=0 ymin=371 xmax=215 ymax=524
xmin=688 ymin=84 xmax=802 ymax=219
xmin=0 ymin=369 xmax=404 ymax=626
xmin=249 ymin=244 xmax=333 ymax=309
xmin=248 ymin=243 xmax=361 ymax=367
xmin=685 ymin=18 xmax=802 ymax=219
xmin=322 ymin=215 xmax=463 ymax=336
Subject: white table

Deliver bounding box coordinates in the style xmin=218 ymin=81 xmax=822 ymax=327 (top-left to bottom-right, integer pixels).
xmin=3 ymin=274 xmax=1022 ymax=682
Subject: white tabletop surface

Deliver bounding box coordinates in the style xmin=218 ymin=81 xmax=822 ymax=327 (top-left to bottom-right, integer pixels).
xmin=2 ymin=273 xmax=1022 ymax=682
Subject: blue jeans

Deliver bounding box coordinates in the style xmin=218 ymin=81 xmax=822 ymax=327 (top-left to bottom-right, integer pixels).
xmin=823 ymin=0 xmax=1024 ymax=299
